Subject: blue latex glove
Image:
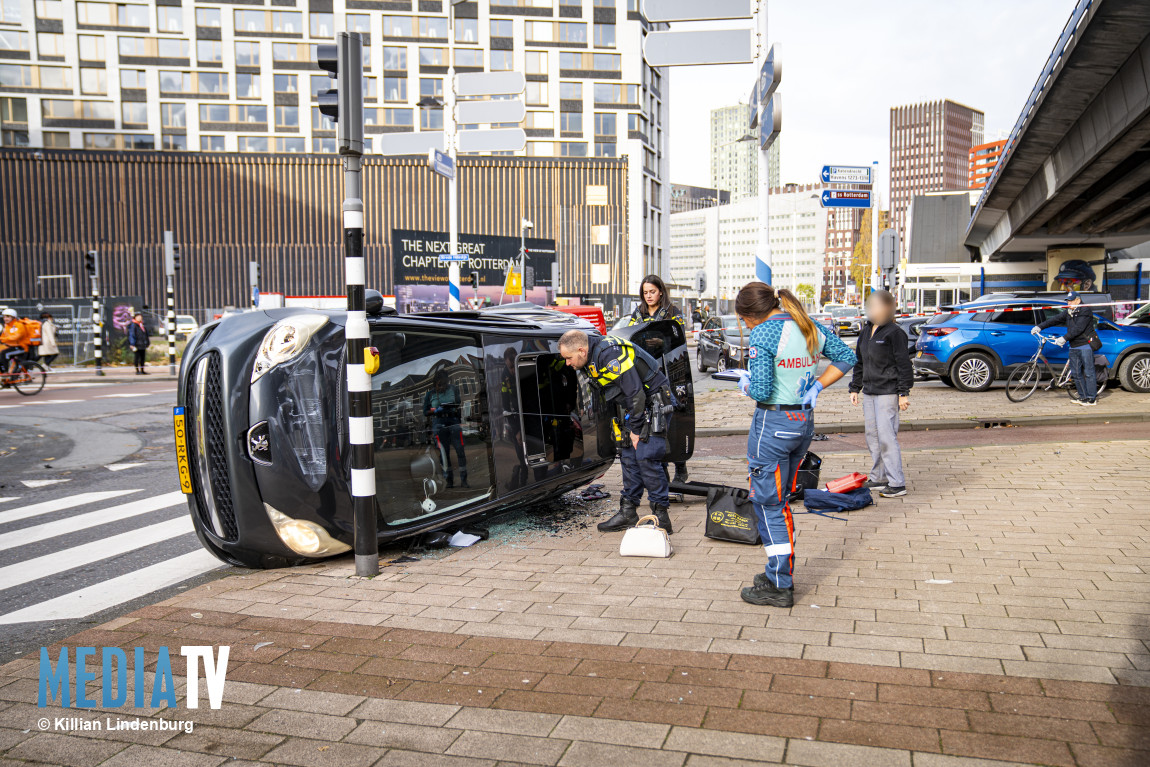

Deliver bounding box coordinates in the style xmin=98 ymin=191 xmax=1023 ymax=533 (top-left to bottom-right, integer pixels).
xmin=801 ymin=380 xmax=825 ymax=408
xmin=736 ymin=369 xmax=751 ymax=396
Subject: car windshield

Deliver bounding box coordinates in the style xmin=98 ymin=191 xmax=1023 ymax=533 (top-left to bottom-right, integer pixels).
xmin=831 ymin=308 xmax=856 ymax=317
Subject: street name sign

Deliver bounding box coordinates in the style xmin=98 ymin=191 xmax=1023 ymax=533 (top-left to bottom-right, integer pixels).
xmin=428 ymin=148 xmax=454 ymax=181
xmin=820 ymin=190 xmax=872 ymax=209
xmin=456 ymin=98 xmax=526 ymax=125
xmin=642 ymin=0 xmax=753 ymax=21
xmin=759 ymin=45 xmax=781 ymax=105
xmin=379 ymin=131 xmax=444 ymax=156
xmin=458 ymin=127 xmax=526 ymax=153
xmin=820 ymin=165 xmax=872 ymax=184
xmin=643 ymin=29 xmax=755 ymax=67
xmin=455 ymin=71 xmax=525 ymax=97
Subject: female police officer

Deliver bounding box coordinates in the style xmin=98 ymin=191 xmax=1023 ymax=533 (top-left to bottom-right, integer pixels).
xmin=733 ymin=283 xmax=857 ymax=607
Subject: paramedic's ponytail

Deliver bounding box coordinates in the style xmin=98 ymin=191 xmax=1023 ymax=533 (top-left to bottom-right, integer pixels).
xmin=777 ymin=289 xmax=821 ymax=359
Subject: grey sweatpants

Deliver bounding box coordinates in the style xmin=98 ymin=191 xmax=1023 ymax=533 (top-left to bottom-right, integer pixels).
xmin=863 ymin=393 xmax=904 ymax=488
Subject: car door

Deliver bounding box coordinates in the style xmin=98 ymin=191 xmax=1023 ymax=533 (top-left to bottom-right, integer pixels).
xmin=610 ymin=319 xmax=695 ymax=464
xmin=982 ymin=305 xmax=1040 ymax=368
xmin=698 ymin=317 xmax=721 ymax=367
xmin=1034 ymin=307 xmax=1072 ymax=367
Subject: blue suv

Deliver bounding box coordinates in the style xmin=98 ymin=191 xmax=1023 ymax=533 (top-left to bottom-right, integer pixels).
xmin=914 ymin=298 xmax=1150 ymax=393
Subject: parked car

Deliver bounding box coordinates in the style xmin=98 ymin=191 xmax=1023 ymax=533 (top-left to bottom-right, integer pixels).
xmin=175 ymin=314 xmax=199 ymax=337
xmin=696 ymin=314 xmax=750 ymax=372
xmin=964 ymin=291 xmax=1115 ymax=319
xmin=810 ymin=313 xmax=838 ymax=336
xmin=895 ymin=315 xmax=932 ymax=380
xmin=831 ymin=306 xmax=862 ymax=336
xmin=1119 ymin=301 xmax=1150 ymax=327
xmin=175 ymin=296 xmax=696 ymax=568
xmin=914 ymin=298 xmax=1150 ymax=393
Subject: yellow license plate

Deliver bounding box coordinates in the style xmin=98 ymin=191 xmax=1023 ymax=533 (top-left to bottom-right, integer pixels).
xmin=173 ymin=406 xmax=193 ymax=494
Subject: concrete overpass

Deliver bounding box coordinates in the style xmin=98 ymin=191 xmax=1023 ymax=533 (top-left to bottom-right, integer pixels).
xmin=965 ymin=0 xmax=1150 ymax=263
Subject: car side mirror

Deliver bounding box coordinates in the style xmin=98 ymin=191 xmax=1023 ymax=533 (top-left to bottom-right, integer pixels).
xmin=366 ymin=289 xmax=384 ymax=316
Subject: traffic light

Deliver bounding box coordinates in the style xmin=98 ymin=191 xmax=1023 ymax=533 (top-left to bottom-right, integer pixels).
xmin=84 ymin=250 xmax=97 ymax=276
xmin=695 ymin=271 xmax=706 ymax=293
xmin=315 ymin=32 xmax=364 ymax=156
xmin=172 ymin=243 xmax=182 ymax=271
xmin=249 ymin=261 xmax=260 ymax=285
xmin=470 ymin=271 xmax=479 ymax=291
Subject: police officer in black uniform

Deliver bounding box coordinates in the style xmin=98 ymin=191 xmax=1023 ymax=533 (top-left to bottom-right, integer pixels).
xmin=558 ymin=329 xmax=674 ymax=533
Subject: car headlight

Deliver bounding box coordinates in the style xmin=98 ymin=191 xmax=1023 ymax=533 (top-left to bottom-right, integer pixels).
xmin=264 ymin=503 xmax=350 ymax=557
xmin=251 ymin=314 xmax=329 ymax=383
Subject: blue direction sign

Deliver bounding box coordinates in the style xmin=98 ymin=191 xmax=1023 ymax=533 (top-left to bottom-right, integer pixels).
xmin=428 ymin=148 xmax=455 ymax=180
xmin=820 ymin=165 xmax=872 ymax=184
xmin=820 ymin=189 xmax=872 ymax=209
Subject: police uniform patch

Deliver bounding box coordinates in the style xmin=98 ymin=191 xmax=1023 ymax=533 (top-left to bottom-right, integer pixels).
xmin=609 ymin=359 xmax=621 ymax=375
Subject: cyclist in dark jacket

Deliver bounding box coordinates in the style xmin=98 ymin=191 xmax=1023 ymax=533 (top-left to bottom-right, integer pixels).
xmin=1033 ymin=291 xmax=1097 ymax=406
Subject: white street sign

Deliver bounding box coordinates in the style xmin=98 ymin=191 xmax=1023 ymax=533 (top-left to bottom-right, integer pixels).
xmin=820 ymin=165 xmax=873 ymax=184
xmin=456 ymin=98 xmax=526 ymax=125
xmin=455 ymin=71 xmax=525 ymax=97
xmin=643 ymin=29 xmax=755 ymax=67
xmin=378 ymin=131 xmax=444 ymax=156
xmin=457 ymin=127 xmax=526 ymax=153
xmin=642 ymin=0 xmax=753 ymax=21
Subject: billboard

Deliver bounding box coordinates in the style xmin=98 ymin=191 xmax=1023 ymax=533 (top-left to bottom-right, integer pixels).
xmin=391 ymin=228 xmax=556 ymax=311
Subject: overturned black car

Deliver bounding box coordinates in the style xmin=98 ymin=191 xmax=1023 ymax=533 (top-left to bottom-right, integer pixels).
xmin=174 ymin=298 xmax=695 ymax=569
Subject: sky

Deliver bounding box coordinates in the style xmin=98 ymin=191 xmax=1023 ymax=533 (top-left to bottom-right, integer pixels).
xmin=667 ymin=0 xmax=1076 ymax=201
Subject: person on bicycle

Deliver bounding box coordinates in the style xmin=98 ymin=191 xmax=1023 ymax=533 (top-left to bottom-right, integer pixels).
xmin=1032 ymin=291 xmax=1098 ymax=406
xmin=1 ymin=308 xmax=30 ymax=377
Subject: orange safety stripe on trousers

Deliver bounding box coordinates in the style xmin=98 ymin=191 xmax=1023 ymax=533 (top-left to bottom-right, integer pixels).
xmin=776 ymin=465 xmax=796 ymax=575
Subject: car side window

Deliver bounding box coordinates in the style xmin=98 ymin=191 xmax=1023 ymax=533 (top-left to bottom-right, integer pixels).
xmin=988 ymin=307 xmax=1036 ymax=325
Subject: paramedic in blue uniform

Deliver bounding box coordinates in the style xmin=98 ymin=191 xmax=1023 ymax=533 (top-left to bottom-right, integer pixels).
xmin=733 ymin=283 xmax=857 ymax=608
xmin=558 ymin=328 xmax=675 ymax=533
xmin=627 ymin=273 xmax=690 ymax=484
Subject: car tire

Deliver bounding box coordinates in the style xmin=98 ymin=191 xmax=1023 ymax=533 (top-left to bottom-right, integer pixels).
xmin=939 ymin=375 xmax=954 ymax=388
xmin=697 ymin=352 xmax=708 ymax=373
xmin=1118 ymin=351 xmax=1150 ymax=393
xmin=950 ymin=352 xmax=995 ymax=392
xmin=716 ymin=354 xmax=729 ymax=372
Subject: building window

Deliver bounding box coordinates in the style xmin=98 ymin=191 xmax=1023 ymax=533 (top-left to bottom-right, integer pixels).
xmin=160 ymin=102 xmax=185 ymax=128
xmin=161 ymin=134 xmax=187 ymax=150
xmin=558 ymin=22 xmax=586 ymax=44
xmin=80 ymin=68 xmax=107 ymax=95
xmin=418 ymin=47 xmax=445 ymax=66
xmin=419 ymin=77 xmax=442 ymax=100
xmin=455 ymin=17 xmax=477 ymax=43
xmin=311 ymin=105 xmax=333 ymax=131
xmin=312 ymin=137 xmax=335 ymax=153
xmin=363 ymin=76 xmax=377 ymax=101
xmin=235 ymin=41 xmax=259 ymax=67
xmin=0 ymin=96 xmax=27 ymax=125
xmin=77 ymin=34 xmax=105 ymax=61
xmin=454 ymin=48 xmax=481 ymax=68
xmin=1 ymin=127 xmax=29 ymax=146
xmin=490 ymin=51 xmax=512 ymax=71
xmin=236 ymin=73 xmax=260 ymax=99
xmin=418 ymin=106 xmax=442 ymax=131
xmin=276 ymin=136 xmax=305 ymax=152
xmin=525 ymin=50 xmax=547 ymax=75
xmin=274 ymin=105 xmax=298 ymax=128
xmin=593 ymin=24 xmax=615 ymax=48
xmin=0 ymin=30 xmax=30 ymax=53
xmin=238 ymin=135 xmax=268 ymax=152
xmin=525 ymin=111 xmax=553 ymax=130
xmin=2 ymin=0 xmax=23 ymax=23
xmin=594 ymin=112 xmax=615 ymax=138
xmin=525 ymin=21 xmax=552 ymax=43
xmin=346 ymin=14 xmax=370 ymax=33
xmin=273 ymin=73 xmax=297 ymax=94
xmin=34 ymin=0 xmax=63 ymax=20
xmin=197 ymin=39 xmax=222 ymax=63
xmin=120 ymin=69 xmax=146 ymax=89
xmin=383 ymin=46 xmax=406 ymax=70
xmin=201 ymin=135 xmax=225 ymax=151
xmin=525 ymin=81 xmax=547 ymax=106
xmin=560 ymin=111 xmax=582 ymax=133
xmin=490 ymin=19 xmax=512 ymax=38
xmin=560 ymin=81 xmax=582 ymax=100
xmin=121 ymin=102 xmax=147 ymax=127
xmin=36 ymin=32 xmax=65 ymax=57
xmin=559 ymin=142 xmax=587 ymax=157
xmin=42 ymin=131 xmax=70 ymax=148
xmin=384 ymin=76 xmax=407 ymax=102
xmin=157 ymin=5 xmax=182 ymax=33
xmin=310 ymin=12 xmax=332 ymax=38
xmin=196 ymin=7 xmax=220 ymax=27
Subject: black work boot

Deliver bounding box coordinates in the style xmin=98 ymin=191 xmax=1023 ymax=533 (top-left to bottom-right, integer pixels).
xmin=672 ymin=463 xmax=689 ymax=484
xmin=742 ymin=577 xmax=794 ymax=608
xmin=598 ymin=498 xmax=639 ymax=532
xmin=652 ymin=505 xmax=673 ymax=535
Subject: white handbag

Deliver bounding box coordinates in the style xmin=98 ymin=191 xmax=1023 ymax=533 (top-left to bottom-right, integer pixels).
xmin=619 ymin=515 xmax=673 ymax=558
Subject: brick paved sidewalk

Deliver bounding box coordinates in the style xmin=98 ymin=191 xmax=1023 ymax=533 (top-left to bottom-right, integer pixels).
xmin=2 ymin=438 xmax=1149 ymax=766
xmin=694 ymin=381 xmax=1150 ymax=434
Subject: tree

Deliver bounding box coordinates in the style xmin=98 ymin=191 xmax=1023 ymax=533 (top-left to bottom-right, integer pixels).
xmin=795 ymin=282 xmax=816 ymax=308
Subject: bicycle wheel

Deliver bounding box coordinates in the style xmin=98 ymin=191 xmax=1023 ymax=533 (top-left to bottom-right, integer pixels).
xmin=13 ymin=362 xmax=46 ymax=395
xmin=1005 ymin=361 xmax=1041 ymax=402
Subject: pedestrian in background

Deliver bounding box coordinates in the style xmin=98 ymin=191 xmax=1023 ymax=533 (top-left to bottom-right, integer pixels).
xmin=848 ymin=290 xmax=913 ymax=498
xmin=128 ymin=312 xmax=150 ymax=375
xmin=38 ymin=313 xmax=59 ymax=368
xmin=733 ymin=283 xmax=857 ymax=608
xmin=1032 ymin=290 xmax=1099 ymax=406
xmin=627 ymin=274 xmax=690 ymax=484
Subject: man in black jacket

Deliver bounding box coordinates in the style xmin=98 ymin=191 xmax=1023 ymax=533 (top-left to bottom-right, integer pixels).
xmin=848 ymin=291 xmax=913 ymax=497
xmin=1033 ymin=291 xmax=1098 ymax=406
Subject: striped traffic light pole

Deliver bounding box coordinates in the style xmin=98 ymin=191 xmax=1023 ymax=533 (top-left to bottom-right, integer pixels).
xmin=88 ymin=250 xmax=103 ymax=377
xmin=166 ymin=276 xmax=176 ymax=375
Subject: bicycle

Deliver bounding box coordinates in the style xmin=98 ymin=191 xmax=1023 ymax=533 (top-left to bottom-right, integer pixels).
xmin=1005 ymin=335 xmax=1107 ymax=402
xmin=0 ymin=356 xmax=47 ymax=395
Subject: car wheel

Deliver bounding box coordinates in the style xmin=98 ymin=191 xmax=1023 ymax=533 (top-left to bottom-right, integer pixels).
xmin=939 ymin=375 xmax=954 ymax=388
xmin=697 ymin=351 xmax=708 ymax=373
xmin=1118 ymin=351 xmax=1150 ymax=393
xmin=950 ymin=352 xmax=995 ymax=392
xmin=716 ymin=354 xmax=729 ymax=372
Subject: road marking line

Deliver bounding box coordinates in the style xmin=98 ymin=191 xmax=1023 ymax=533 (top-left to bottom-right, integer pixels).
xmin=0 ymin=491 xmax=185 ymax=550
xmin=0 ymin=516 xmax=194 ymax=590
xmin=0 ymin=549 xmax=223 ymax=624
xmin=0 ymin=490 xmax=140 ymax=525
xmin=95 ymin=393 xmax=144 ymax=399
xmin=21 ymin=479 xmax=70 ymax=488
xmin=27 ymin=399 xmax=84 ymax=404
xmin=107 ymin=463 xmax=147 ymax=472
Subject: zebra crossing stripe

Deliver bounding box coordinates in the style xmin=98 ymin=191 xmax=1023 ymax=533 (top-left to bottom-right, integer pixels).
xmin=0 ymin=491 xmax=185 ymax=551
xmin=0 ymin=549 xmax=222 ymax=625
xmin=0 ymin=490 xmax=139 ymax=525
xmin=0 ymin=516 xmax=194 ymax=591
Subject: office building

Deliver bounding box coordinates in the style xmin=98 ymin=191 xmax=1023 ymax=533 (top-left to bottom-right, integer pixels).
xmin=889 ymin=99 xmax=983 ymax=259
xmin=709 ymin=102 xmax=779 ymax=200
xmin=822 ymin=205 xmax=862 ymax=305
xmin=0 ymin=0 xmax=667 ymax=294
xmin=969 ymin=139 xmax=1007 ymax=189
xmin=669 ymin=183 xmax=729 ymax=214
